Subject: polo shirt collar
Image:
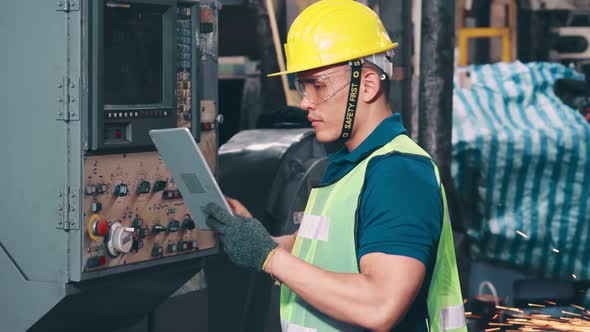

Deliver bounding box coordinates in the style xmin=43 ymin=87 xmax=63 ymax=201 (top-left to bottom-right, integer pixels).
xmin=328 ymin=113 xmax=407 ymax=164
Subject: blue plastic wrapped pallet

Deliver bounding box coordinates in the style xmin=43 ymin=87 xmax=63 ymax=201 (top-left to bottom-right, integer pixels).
xmin=452 ymin=61 xmax=590 ymax=280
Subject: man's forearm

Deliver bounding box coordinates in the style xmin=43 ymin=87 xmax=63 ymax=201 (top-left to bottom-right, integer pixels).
xmin=266 ymin=248 xmax=408 ymax=331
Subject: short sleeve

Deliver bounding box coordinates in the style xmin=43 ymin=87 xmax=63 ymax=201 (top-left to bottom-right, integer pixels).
xmin=356 ymin=153 xmax=443 ymax=267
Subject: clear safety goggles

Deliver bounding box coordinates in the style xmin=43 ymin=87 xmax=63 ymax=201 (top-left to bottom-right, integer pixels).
xmin=295 ymin=68 xmax=352 ymax=105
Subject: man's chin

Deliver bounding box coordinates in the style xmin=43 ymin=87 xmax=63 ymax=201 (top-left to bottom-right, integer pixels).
xmin=314 ymin=131 xmax=339 ymax=143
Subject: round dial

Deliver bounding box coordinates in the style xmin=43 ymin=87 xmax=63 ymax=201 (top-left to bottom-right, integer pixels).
xmin=106 ymin=222 xmax=135 ymax=256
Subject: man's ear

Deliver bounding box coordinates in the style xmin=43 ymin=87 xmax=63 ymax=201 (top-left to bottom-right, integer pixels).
xmin=360 ymin=69 xmax=382 ymax=103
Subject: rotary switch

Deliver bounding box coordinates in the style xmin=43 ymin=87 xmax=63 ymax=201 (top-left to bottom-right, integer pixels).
xmin=106 ymin=222 xmax=135 ymax=257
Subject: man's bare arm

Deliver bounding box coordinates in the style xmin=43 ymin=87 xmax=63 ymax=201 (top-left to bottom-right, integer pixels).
xmin=267 ymin=249 xmax=425 ymax=331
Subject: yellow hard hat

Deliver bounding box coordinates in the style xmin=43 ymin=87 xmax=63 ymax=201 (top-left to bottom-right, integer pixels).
xmin=268 ymin=0 xmax=398 ymax=77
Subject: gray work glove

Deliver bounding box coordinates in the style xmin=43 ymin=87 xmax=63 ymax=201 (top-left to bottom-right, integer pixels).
xmin=203 ymin=202 xmax=278 ymax=271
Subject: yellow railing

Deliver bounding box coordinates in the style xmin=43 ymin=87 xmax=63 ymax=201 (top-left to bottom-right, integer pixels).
xmin=457 ymin=0 xmax=515 ymax=66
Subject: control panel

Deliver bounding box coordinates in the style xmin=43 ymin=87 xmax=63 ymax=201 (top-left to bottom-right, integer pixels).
xmin=81 ymin=2 xmax=218 ymax=273
xmin=82 ymin=149 xmax=216 ymax=272
xmin=0 ymin=1 xmax=222 ymax=330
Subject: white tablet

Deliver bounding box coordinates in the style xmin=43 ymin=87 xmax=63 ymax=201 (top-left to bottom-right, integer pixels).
xmin=149 ymin=127 xmax=233 ymax=230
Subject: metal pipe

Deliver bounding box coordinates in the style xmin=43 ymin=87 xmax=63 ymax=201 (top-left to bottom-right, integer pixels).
xmin=378 ymin=0 xmax=413 ymax=135
xmin=417 ymin=0 xmax=463 ymax=228
xmin=417 ymin=1 xmax=470 ymax=295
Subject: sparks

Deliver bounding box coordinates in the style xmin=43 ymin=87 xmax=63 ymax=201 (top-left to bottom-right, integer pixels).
xmin=496 ymin=305 xmax=524 ymax=313
xmin=487 ymin=302 xmax=590 ymax=331
xmin=571 ymin=304 xmax=585 ymax=311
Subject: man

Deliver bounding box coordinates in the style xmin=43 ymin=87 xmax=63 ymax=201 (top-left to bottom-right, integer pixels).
xmin=203 ymin=0 xmax=466 ymax=331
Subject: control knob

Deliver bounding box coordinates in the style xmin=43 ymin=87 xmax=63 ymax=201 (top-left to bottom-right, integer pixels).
xmin=106 ymin=222 xmax=135 ymax=256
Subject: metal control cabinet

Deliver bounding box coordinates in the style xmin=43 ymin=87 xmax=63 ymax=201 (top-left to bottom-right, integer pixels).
xmin=0 ymin=1 xmax=220 ymax=331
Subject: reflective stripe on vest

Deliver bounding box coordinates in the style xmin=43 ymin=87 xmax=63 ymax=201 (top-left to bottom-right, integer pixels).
xmin=282 ymin=320 xmax=318 ymax=332
xmin=298 ymin=214 xmax=331 ymax=241
xmin=280 ymin=134 xmax=467 ymax=332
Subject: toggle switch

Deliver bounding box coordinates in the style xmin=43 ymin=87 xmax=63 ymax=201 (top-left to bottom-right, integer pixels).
xmin=162 ymin=189 xmax=182 ymax=200
xmin=177 ymin=240 xmax=198 ymax=252
xmin=152 ymin=246 xmax=163 ymax=257
xmin=85 ymin=185 xmax=97 ymax=195
xmin=153 ymin=180 xmax=168 ymax=192
xmin=96 ymin=184 xmax=107 ymax=194
xmin=114 ymin=184 xmax=128 ymax=197
xmin=131 ymin=239 xmax=144 ymax=252
xmin=167 ymin=243 xmax=176 ymax=254
xmin=91 ymin=202 xmax=102 ymax=213
xmin=167 ymin=220 xmax=180 ymax=233
xmin=136 ymin=181 xmax=151 ymax=194
xmin=132 ymin=217 xmax=143 ymax=228
xmin=138 ymin=227 xmax=149 ymax=239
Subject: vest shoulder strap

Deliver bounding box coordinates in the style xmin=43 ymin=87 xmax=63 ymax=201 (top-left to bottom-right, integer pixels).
xmin=368 ymin=135 xmax=441 ymax=185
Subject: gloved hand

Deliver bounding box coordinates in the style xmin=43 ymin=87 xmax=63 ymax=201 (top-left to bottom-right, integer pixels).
xmin=203 ymin=202 xmax=278 ymax=271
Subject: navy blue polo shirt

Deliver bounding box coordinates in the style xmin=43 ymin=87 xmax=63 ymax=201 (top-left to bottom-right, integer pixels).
xmin=320 ymin=113 xmax=443 ymax=332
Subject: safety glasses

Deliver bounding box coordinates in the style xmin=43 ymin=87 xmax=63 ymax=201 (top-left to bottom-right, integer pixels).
xmin=295 ymin=68 xmax=352 ymax=105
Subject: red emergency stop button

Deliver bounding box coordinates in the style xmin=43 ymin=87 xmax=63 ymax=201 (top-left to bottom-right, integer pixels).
xmin=88 ymin=214 xmax=110 ymax=240
xmin=95 ymin=218 xmax=109 ymax=237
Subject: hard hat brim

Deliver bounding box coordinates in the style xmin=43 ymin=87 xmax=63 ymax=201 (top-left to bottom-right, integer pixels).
xmin=267 ymin=43 xmax=398 ymax=77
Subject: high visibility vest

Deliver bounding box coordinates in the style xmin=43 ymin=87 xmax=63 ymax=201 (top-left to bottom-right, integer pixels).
xmin=280 ymin=134 xmax=467 ymax=332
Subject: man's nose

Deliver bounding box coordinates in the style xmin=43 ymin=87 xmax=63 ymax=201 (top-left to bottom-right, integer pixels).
xmin=299 ymin=95 xmax=314 ymax=111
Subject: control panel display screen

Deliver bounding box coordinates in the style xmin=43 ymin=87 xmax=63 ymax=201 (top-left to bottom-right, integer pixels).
xmin=104 ymin=4 xmax=164 ymax=105
xmin=90 ymin=1 xmax=178 ymax=151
